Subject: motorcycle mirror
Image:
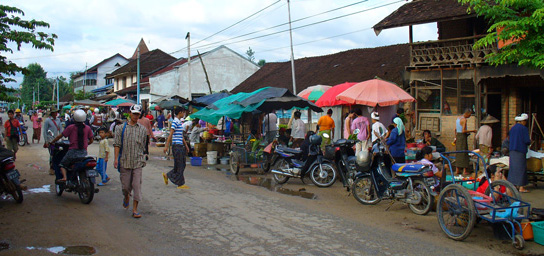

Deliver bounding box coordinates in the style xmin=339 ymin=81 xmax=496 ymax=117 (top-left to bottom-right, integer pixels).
xmin=353 ymin=129 xmax=360 ymax=135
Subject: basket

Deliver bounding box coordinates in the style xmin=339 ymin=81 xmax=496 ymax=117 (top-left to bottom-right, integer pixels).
xmin=324 ymin=145 xmax=336 ymax=160
xmin=532 ymin=221 xmax=544 ymax=245
xmin=527 ymin=158 xmax=543 ymax=172
xmin=190 ymin=157 xmax=202 ymax=166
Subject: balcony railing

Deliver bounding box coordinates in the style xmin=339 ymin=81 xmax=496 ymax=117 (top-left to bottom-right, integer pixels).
xmin=410 ymin=35 xmax=497 ymax=68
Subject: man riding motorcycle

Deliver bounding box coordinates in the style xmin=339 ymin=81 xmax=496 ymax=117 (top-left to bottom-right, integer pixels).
xmin=47 ymin=109 xmax=94 ymax=183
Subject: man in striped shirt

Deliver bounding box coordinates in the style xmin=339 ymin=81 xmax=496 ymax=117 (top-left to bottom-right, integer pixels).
xmin=114 ymin=104 xmax=148 ymax=218
xmin=163 ymin=107 xmax=190 ymax=189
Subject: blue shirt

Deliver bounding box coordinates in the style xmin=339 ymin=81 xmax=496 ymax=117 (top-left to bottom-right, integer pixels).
xmin=157 ymin=115 xmax=165 ymax=129
xmin=171 ymin=118 xmax=185 ymax=145
xmin=387 ymin=128 xmax=406 ymax=157
xmin=509 ymin=123 xmax=530 ymax=153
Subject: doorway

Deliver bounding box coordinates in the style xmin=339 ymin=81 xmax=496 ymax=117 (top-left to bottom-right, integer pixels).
xmin=487 ymin=94 xmax=502 ymax=148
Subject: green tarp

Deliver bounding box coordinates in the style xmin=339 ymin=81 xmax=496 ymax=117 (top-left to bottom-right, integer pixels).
xmin=105 ymin=98 xmax=135 ymax=106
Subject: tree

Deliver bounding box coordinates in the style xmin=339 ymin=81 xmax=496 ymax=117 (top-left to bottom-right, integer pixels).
xmin=73 ymin=89 xmax=94 ymax=100
xmin=0 ymin=5 xmax=57 ymax=97
xmin=459 ymin=0 xmax=544 ymax=69
xmin=246 ymin=47 xmax=255 ymax=63
xmin=257 ymin=59 xmax=266 ymax=67
xmin=20 ymin=63 xmax=48 ymax=105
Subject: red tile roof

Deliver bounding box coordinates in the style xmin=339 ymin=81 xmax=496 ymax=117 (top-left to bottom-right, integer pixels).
xmin=373 ymin=0 xmax=473 ymax=34
xmin=231 ymin=44 xmax=410 ymax=93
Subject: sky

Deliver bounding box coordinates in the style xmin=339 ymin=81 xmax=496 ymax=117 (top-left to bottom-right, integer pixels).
xmin=4 ymin=0 xmax=438 ymax=88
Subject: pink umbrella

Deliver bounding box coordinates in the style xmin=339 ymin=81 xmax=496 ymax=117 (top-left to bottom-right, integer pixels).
xmin=336 ymin=78 xmax=415 ymax=107
xmin=297 ymin=85 xmax=331 ymax=102
xmin=314 ymin=82 xmax=357 ymax=107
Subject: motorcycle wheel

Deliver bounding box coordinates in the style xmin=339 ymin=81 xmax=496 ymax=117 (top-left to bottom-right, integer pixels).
xmin=352 ymin=176 xmax=381 ymax=205
xmin=309 ymin=163 xmax=337 ymax=187
xmin=18 ymin=134 xmax=27 ymax=146
xmin=55 ymin=182 xmax=64 ymax=196
xmin=409 ymin=180 xmax=433 ymax=215
xmin=261 ymin=153 xmax=272 ymax=173
xmin=229 ymin=152 xmax=240 ymax=175
xmin=5 ymin=178 xmax=23 ymax=203
xmin=272 ymin=159 xmax=290 ymax=184
xmin=78 ymin=173 xmax=95 ymax=204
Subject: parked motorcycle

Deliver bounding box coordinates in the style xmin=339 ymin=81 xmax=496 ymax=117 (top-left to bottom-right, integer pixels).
xmin=351 ymin=137 xmax=435 ymax=215
xmin=325 ymin=138 xmax=367 ymax=191
xmin=48 ymin=131 xmax=99 ymax=204
xmin=270 ymin=132 xmax=337 ymax=187
xmin=0 ymin=148 xmax=23 ymax=203
xmin=18 ymin=125 xmax=28 ymax=146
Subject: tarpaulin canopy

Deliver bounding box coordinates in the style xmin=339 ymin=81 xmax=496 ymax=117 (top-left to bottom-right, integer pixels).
xmin=192 ymin=92 xmax=230 ymax=106
xmin=73 ymin=99 xmax=104 ymax=107
xmin=315 ymin=82 xmax=357 ymax=107
xmin=158 ymin=99 xmax=184 ymax=110
xmin=105 ymin=98 xmax=135 ymax=106
xmin=256 ymin=96 xmax=323 ymax=113
xmin=336 ymin=78 xmax=415 ymax=107
xmin=232 ymin=87 xmax=288 ymax=107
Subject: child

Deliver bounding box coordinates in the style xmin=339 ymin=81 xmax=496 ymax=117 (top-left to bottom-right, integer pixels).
xmin=417 ymin=146 xmax=442 ymax=182
xmin=97 ymin=127 xmax=110 ymax=186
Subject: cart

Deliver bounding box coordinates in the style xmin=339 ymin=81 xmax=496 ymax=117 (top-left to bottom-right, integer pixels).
xmin=229 ymin=134 xmax=273 ymax=175
xmin=436 ymin=151 xmax=531 ymax=249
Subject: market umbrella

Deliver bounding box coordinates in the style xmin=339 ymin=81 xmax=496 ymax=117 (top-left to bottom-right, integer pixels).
xmin=158 ymin=99 xmax=184 ymax=110
xmin=192 ymin=92 xmax=230 ymax=106
xmin=315 ymin=82 xmax=357 ymax=107
xmin=62 ymin=105 xmax=72 ymax=110
xmin=105 ymin=98 xmax=135 ymax=106
xmin=256 ymin=96 xmax=323 ymax=113
xmin=297 ymin=85 xmax=331 ymax=102
xmin=336 ymin=78 xmax=415 ymax=107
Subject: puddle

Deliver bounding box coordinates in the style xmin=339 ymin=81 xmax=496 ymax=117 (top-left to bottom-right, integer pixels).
xmin=26 ymin=185 xmax=51 ymax=194
xmin=26 ymin=245 xmax=96 ymax=255
xmin=0 ymin=242 xmax=9 ymax=251
xmin=232 ymin=176 xmax=316 ymax=199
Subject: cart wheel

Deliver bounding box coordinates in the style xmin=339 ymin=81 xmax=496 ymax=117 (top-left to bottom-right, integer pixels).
xmin=513 ymin=234 xmax=525 ymax=250
xmin=229 ymin=152 xmax=240 ymax=175
xmin=437 ymin=184 xmax=476 ymax=241
xmin=484 ymin=179 xmax=521 ymax=204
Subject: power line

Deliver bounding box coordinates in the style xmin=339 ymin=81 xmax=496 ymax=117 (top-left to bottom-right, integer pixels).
xmin=186 ymin=0 xmax=404 ymax=52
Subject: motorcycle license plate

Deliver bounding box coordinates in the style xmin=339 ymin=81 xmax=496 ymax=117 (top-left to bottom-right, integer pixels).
xmin=86 ymin=169 xmax=98 ymax=177
xmin=7 ymin=169 xmax=20 ymax=180
xmin=425 ymin=177 xmax=436 ymax=186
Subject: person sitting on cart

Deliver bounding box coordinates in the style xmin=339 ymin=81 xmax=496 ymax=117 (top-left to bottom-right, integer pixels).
xmin=417 ymin=146 xmax=442 ymax=184
xmin=476 ymin=164 xmax=514 ymax=199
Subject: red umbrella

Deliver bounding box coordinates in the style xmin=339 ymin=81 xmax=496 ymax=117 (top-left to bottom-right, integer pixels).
xmin=336 ymin=78 xmax=415 ymax=107
xmin=314 ymin=82 xmax=357 ymax=107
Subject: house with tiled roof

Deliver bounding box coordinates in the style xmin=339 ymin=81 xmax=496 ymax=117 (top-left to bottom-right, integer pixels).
xmin=72 ymin=53 xmax=128 ymax=93
xmin=149 ymin=45 xmax=259 ymax=101
xmin=373 ymin=0 xmax=544 ymax=150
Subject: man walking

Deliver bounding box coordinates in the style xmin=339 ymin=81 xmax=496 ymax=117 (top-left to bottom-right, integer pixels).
xmin=43 ymin=108 xmax=63 ymax=176
xmin=114 ymin=105 xmax=148 ymax=218
xmin=162 ymin=107 xmax=190 ymax=189
xmin=4 ymin=110 xmax=21 ymax=159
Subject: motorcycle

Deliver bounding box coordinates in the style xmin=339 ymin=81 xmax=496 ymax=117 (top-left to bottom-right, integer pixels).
xmin=325 ymin=138 xmax=366 ymax=191
xmin=0 ymin=148 xmax=23 ymax=203
xmin=270 ymin=132 xmax=337 ymax=187
xmin=48 ymin=131 xmax=99 ymax=204
xmin=351 ymin=137 xmax=436 ymax=215
xmin=18 ymin=125 xmax=28 ymax=147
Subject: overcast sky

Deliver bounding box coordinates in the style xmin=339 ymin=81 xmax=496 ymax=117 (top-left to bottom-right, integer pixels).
xmin=4 ymin=0 xmax=437 ymax=88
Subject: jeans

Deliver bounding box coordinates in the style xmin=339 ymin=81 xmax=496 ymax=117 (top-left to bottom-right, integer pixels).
xmin=97 ymin=158 xmax=109 ymax=183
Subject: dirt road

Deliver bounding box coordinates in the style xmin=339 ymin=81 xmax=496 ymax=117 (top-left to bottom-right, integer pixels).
xmin=0 ymin=116 xmax=542 ymax=255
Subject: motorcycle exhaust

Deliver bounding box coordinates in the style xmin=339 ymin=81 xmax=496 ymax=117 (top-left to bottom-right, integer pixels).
xmin=271 ymin=169 xmax=295 ymax=177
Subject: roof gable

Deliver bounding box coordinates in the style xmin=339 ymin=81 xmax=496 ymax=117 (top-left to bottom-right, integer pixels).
xmin=373 ymin=0 xmax=473 ymax=34
xmin=131 ymin=38 xmax=150 ymax=59
xmin=232 ymin=44 xmax=410 ymax=93
xmin=72 ymin=53 xmax=128 ymax=79
xmin=107 ymin=49 xmax=177 ymax=78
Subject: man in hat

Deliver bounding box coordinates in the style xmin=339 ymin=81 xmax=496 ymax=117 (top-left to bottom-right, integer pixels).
xmin=43 ymin=107 xmax=63 ymax=176
xmin=508 ymin=113 xmax=531 ymax=193
xmin=475 ymin=115 xmax=499 ymax=163
xmin=370 ymin=112 xmax=386 ymax=144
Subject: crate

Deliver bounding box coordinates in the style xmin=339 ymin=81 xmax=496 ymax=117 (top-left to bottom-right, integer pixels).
xmin=532 ymin=221 xmax=544 ymax=245
xmin=194 ymin=143 xmax=207 ymax=157
xmin=190 ymin=157 xmax=202 ymax=166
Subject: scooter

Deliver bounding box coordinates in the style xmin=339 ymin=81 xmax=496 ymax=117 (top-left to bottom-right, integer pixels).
xmin=270 ymin=132 xmax=337 ymax=187
xmin=18 ymin=125 xmax=28 ymax=147
xmin=326 ymin=137 xmax=367 ymax=191
xmin=0 ymin=148 xmax=23 ymax=203
xmin=351 ymin=136 xmax=436 ymax=215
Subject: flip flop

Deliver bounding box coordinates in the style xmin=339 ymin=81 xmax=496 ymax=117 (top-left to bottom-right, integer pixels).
xmin=104 ymin=177 xmax=110 ymax=184
xmin=122 ymin=198 xmax=129 ymax=209
xmin=162 ymin=173 xmax=168 ymax=185
xmin=132 ymin=212 xmax=142 ymax=218
xmin=520 ymin=189 xmax=530 ymax=193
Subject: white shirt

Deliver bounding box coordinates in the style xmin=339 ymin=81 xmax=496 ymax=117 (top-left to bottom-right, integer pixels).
xmin=371 ymin=121 xmax=387 ymax=143
xmin=182 ymin=120 xmax=193 ymax=133
xmin=292 ymin=119 xmax=305 ymax=139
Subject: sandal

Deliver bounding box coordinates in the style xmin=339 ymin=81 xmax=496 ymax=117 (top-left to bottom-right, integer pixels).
xmin=519 ymin=188 xmax=530 ymax=193
xmin=132 ymin=212 xmax=142 ymax=218
xmin=162 ymin=173 xmax=168 ymax=185
xmin=122 ymin=198 xmax=129 ymax=209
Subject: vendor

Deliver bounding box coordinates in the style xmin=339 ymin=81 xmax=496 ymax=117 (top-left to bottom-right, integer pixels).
xmin=422 ymin=130 xmax=445 ymax=152
xmin=475 ymin=115 xmax=499 ymax=163
xmin=508 ymin=113 xmax=531 ymax=193
xmin=189 ymin=119 xmax=207 ymax=147
xmin=387 ymin=117 xmax=406 ymax=163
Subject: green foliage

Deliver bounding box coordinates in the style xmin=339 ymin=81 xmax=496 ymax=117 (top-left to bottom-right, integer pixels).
xmin=0 ymin=5 xmax=57 ymax=86
xmin=459 ymin=0 xmax=544 ymax=69
xmin=246 ymin=47 xmax=255 ymax=63
xmin=19 ymin=63 xmax=72 ymax=105
xmin=257 ymin=59 xmax=266 ymax=67
xmin=74 ymin=89 xmax=94 ymax=100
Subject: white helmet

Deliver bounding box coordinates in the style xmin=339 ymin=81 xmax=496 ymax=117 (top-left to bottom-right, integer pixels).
xmin=94 ymin=108 xmax=100 ymax=113
xmin=74 ymin=109 xmax=87 ymax=122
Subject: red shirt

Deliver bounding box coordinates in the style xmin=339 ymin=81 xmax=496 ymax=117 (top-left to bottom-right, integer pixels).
xmin=4 ymin=119 xmax=21 ymax=137
xmin=477 ymin=179 xmax=506 ymax=194
xmin=62 ymin=124 xmax=93 ymax=150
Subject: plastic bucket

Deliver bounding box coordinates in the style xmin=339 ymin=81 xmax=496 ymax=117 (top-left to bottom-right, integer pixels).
xmin=220 ymin=157 xmax=229 ymax=165
xmin=207 ymin=151 xmax=218 ymax=165
xmin=515 ymin=222 xmax=534 ymax=241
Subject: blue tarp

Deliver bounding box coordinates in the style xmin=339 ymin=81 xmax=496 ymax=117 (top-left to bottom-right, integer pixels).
xmin=192 ymin=92 xmax=230 ymax=106
xmin=91 ymin=83 xmax=113 ymax=93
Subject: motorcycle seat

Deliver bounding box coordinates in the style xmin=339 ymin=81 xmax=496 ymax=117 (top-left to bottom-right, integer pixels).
xmin=278 ymin=147 xmax=302 ymax=154
xmin=392 ymin=163 xmax=425 ymax=173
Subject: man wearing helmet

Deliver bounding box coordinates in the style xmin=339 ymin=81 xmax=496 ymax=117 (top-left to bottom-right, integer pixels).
xmin=114 ymin=104 xmax=148 ymax=218
xmin=48 ymin=109 xmax=94 ymax=183
xmin=14 ymin=109 xmax=25 ymax=125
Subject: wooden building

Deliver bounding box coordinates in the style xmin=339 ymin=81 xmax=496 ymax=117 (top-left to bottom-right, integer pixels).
xmin=373 ymin=0 xmax=544 ymax=150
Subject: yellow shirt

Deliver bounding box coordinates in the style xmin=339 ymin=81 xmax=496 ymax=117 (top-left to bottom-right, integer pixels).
xmin=99 ymin=138 xmax=110 ymax=159
xmin=317 ymin=115 xmax=335 ymax=131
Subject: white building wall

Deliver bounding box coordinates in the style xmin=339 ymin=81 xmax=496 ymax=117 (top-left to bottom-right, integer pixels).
xmin=96 ymin=55 xmax=129 ymax=88
xmin=150 ymin=46 xmax=259 ymax=100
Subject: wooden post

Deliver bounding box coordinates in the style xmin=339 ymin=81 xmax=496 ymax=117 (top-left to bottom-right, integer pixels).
xmin=197 ymin=50 xmax=212 ymax=94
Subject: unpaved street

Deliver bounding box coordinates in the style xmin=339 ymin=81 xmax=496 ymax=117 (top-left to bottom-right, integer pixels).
xmin=0 ymin=116 xmax=543 ymax=255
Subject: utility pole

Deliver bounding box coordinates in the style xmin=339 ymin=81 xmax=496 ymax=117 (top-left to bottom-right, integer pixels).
xmin=137 ymin=47 xmax=141 ymax=104
xmin=33 ymin=87 xmax=35 ymax=108
xmin=83 ymin=63 xmax=87 ymax=94
xmin=186 ymin=32 xmax=192 ymax=100
xmin=51 ymin=80 xmax=56 ymax=101
xmin=37 ymin=81 xmax=40 ymax=103
xmin=287 ymin=0 xmax=297 ymax=94
xmin=56 ymin=78 xmax=59 ymax=110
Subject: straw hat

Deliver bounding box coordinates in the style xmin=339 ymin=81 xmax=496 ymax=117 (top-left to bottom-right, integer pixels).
xmin=514 ymin=113 xmax=528 ymax=121
xmin=481 ymin=115 xmax=499 ymax=124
